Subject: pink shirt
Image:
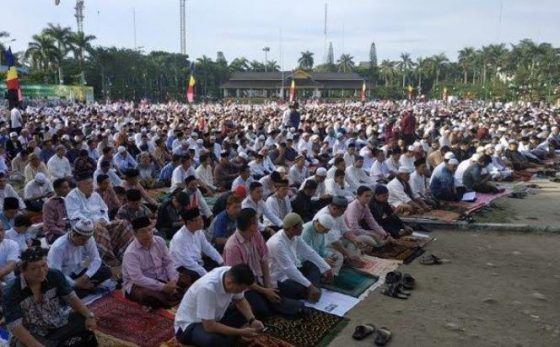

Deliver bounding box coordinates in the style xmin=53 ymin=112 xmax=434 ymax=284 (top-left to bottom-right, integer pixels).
xmin=121 ymin=236 xmax=178 ymax=293
xmin=344 ymin=199 xmax=387 ymax=238
xmin=223 ymin=230 xmax=268 ymax=285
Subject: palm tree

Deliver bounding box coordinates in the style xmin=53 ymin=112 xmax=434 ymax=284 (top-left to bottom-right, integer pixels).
xmin=0 ymin=31 xmax=11 ymax=62
xmin=249 ymin=60 xmax=265 ymax=72
xmin=298 ymin=51 xmax=314 ymax=70
xmin=265 ymin=60 xmax=280 ymax=72
xmin=43 ymin=23 xmax=72 ymax=84
xmin=68 ymin=31 xmax=96 ymax=84
xmin=398 ymin=52 xmax=413 ymax=88
xmin=379 ymin=60 xmax=395 ymax=87
xmin=25 ymin=33 xmax=58 ymax=72
xmin=337 ymin=54 xmax=355 ymax=73
xmin=431 ymin=53 xmax=449 ymax=85
xmin=458 ymin=47 xmax=476 ymax=84
xmin=229 ymin=57 xmax=250 ymax=72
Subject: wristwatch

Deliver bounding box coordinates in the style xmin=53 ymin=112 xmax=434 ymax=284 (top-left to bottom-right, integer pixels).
xmin=86 ymin=312 xmax=96 ymax=319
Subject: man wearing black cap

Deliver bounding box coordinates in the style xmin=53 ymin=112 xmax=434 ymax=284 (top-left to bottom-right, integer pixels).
xmin=214 ymin=151 xmax=239 ymax=190
xmin=156 ymin=191 xmax=190 ymax=239
xmin=122 ymin=216 xmax=188 ymax=309
xmin=3 ymin=247 xmax=98 ymax=347
xmin=122 ymin=168 xmax=159 ymax=209
xmin=47 ymin=219 xmax=113 ymax=298
xmin=116 ymin=189 xmax=154 ymax=223
xmin=369 ymin=185 xmax=413 ymax=238
xmin=0 ymin=196 xmax=20 ymax=230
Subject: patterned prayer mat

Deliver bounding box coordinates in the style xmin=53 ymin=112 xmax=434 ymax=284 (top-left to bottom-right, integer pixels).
xmin=409 ymin=209 xmax=462 ymax=222
xmin=263 ymin=308 xmax=349 ymax=347
xmin=369 ymin=237 xmax=431 ymax=264
xmin=89 ymin=292 xmax=175 ymax=347
xmin=95 ymin=331 xmax=137 ymax=347
xmin=355 ymin=255 xmax=402 ymax=278
xmin=321 ymin=266 xmax=379 ymax=297
xmin=445 ymin=190 xmax=511 ymax=215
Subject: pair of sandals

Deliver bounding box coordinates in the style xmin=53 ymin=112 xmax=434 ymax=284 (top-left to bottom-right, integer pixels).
xmin=352 ymin=324 xmax=392 ymax=346
xmin=419 ymin=254 xmax=448 ymax=265
xmin=381 ymin=271 xmax=415 ymax=300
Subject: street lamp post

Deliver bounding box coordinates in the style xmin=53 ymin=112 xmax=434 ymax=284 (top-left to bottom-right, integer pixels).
xmin=262 ymin=47 xmax=270 ymax=72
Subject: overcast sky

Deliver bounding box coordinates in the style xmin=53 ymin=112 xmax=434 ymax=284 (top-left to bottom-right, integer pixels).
xmin=4 ymin=0 xmax=560 ymax=68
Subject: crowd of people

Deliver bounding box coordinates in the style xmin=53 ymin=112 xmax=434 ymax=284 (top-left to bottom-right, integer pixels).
xmin=0 ymin=98 xmax=558 ymax=346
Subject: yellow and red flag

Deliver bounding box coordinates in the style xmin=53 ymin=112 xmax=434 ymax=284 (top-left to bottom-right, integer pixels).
xmin=4 ymin=47 xmax=23 ymax=101
xmin=288 ymin=79 xmax=296 ymax=102
xmin=361 ymin=81 xmax=367 ymax=102
xmin=186 ymin=63 xmax=195 ymax=103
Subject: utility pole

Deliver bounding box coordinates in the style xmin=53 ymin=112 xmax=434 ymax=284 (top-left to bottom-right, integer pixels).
xmin=323 ymin=2 xmax=328 ymax=64
xmin=75 ymin=0 xmax=85 ymax=33
xmin=133 ymin=7 xmax=137 ymax=50
xmin=180 ymin=0 xmax=186 ymax=54
xmin=263 ymin=47 xmax=270 ymax=72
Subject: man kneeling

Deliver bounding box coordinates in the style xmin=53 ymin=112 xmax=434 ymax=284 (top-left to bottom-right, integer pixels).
xmin=174 ymin=264 xmax=265 ymax=347
xmin=122 ymin=216 xmax=189 ymax=309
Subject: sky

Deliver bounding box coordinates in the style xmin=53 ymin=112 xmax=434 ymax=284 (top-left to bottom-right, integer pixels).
xmin=3 ymin=0 xmax=560 ymax=68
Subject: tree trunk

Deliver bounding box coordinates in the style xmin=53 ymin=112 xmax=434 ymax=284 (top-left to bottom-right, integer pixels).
xmin=463 ymin=70 xmax=467 ymax=84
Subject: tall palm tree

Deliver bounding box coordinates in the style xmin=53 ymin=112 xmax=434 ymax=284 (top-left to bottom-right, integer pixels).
xmin=265 ymin=60 xmax=280 ymax=72
xmin=431 ymin=53 xmax=449 ymax=85
xmin=398 ymin=52 xmax=413 ymax=88
xmin=68 ymin=31 xmax=96 ymax=84
xmin=44 ymin=23 xmax=72 ymax=84
xmin=229 ymin=57 xmax=250 ymax=72
xmin=379 ymin=60 xmax=395 ymax=87
xmin=458 ymin=47 xmax=476 ymax=84
xmin=298 ymin=51 xmax=314 ymax=70
xmin=25 ymin=33 xmax=58 ymax=72
xmin=337 ymin=54 xmax=355 ymax=73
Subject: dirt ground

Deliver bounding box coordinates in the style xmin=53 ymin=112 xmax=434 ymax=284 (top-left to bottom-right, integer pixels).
xmin=329 ymin=230 xmax=560 ymax=347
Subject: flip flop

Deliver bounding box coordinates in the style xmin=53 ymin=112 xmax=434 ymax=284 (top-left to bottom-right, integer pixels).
xmin=375 ymin=327 xmax=393 ymax=346
xmin=381 ymin=284 xmax=408 ymax=299
xmin=402 ymin=273 xmax=415 ymax=290
xmin=420 ymin=254 xmax=443 ymax=265
xmin=352 ymin=324 xmax=376 ymax=340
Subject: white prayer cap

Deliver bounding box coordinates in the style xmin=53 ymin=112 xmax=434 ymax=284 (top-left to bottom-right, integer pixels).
xmin=471 ymin=153 xmax=480 ymax=161
xmin=118 ymin=146 xmax=126 ymax=153
xmin=9 ymin=132 xmax=17 ymax=138
xmin=275 ymin=166 xmax=287 ymax=174
xmin=407 ymin=145 xmax=415 ymax=152
xmin=484 ymin=144 xmax=494 ymax=150
xmin=476 ymin=146 xmax=485 ymax=154
xmin=315 ymin=167 xmax=327 ymax=176
xmin=73 ymin=219 xmax=94 ymax=237
xmin=495 ymin=144 xmax=503 ymax=152
xmin=448 ymin=158 xmax=459 ymax=166
xmin=398 ymin=167 xmax=412 ymax=174
xmin=238 ymin=151 xmax=248 ymax=159
xmin=315 ymin=214 xmax=336 ymax=230
xmin=35 ymin=173 xmax=47 ymax=183
xmin=258 ymin=135 xmax=265 ymax=140
xmin=196 ymin=139 xmax=204 ymax=144
xmin=444 ymin=152 xmax=456 ymax=160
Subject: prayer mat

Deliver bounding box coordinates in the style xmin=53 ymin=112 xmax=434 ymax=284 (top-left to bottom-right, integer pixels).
xmin=446 ymin=190 xmax=510 ymax=214
xmin=263 ymin=308 xmax=349 ymax=347
xmin=369 ymin=243 xmax=426 ymax=264
xmin=89 ymin=292 xmax=175 ymax=347
xmin=355 ymin=255 xmax=402 ymax=278
xmin=408 ymin=209 xmax=462 ymax=222
xmin=95 ymin=331 xmax=137 ymax=347
xmin=321 ymin=266 xmax=378 ymax=298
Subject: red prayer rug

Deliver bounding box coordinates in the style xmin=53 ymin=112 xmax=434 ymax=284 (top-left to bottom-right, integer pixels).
xmin=89 ymin=292 xmax=175 ymax=347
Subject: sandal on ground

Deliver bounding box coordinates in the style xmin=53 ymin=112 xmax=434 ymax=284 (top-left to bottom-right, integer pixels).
xmin=385 ymin=271 xmax=402 ymax=285
xmin=375 ymin=327 xmax=393 ymax=346
xmin=402 ymin=273 xmax=415 ymax=290
xmin=381 ymin=284 xmax=408 ymax=299
xmin=352 ymin=324 xmax=376 ymax=340
xmin=420 ymin=254 xmax=444 ymax=265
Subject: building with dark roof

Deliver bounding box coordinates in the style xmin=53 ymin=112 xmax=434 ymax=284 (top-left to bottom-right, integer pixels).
xmin=221 ymin=69 xmax=371 ymax=98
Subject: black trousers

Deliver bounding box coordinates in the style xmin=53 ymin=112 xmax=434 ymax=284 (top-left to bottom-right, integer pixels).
xmin=175 ymin=307 xmax=246 ymax=347
xmin=71 ymin=264 xmax=113 ymax=298
xmin=14 ymin=313 xmax=97 ymax=347
xmin=277 ymin=261 xmax=321 ymax=300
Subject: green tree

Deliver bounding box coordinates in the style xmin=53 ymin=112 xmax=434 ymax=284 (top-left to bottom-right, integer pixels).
xmin=68 ymin=31 xmax=96 ymax=84
xmin=398 ymin=52 xmax=413 ymax=88
xmin=43 ymin=23 xmax=72 ymax=84
xmin=337 ymin=54 xmax=355 ymax=73
xmin=298 ymin=51 xmax=314 ymax=70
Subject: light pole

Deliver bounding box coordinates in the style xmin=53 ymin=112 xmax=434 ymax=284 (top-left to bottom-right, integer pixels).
xmin=262 ymin=47 xmax=270 ymax=72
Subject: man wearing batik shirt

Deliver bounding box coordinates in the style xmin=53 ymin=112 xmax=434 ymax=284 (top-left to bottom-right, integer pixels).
xmin=122 ymin=216 xmax=189 ymax=309
xmin=3 ymin=247 xmax=98 ymax=347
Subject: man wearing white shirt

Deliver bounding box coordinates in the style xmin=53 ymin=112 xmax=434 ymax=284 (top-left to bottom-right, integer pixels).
xmin=0 ymin=172 xmax=25 ymax=211
xmin=47 ymin=145 xmax=73 ymax=180
xmin=300 ymin=167 xmax=329 ymax=200
xmin=65 ymin=172 xmax=133 ymax=265
xmin=242 ymin=182 xmax=283 ymax=233
xmin=23 ymin=173 xmax=54 ymax=212
xmin=0 ymin=223 xmax=19 ymax=283
xmin=454 ymin=154 xmax=479 ymax=188
xmin=113 ymin=146 xmax=138 ymax=174
xmin=287 ymin=155 xmax=308 ymax=187
xmin=370 ymin=149 xmax=392 ymax=183
xmin=231 ymin=165 xmax=254 ymax=192
xmin=174 ymin=264 xmax=264 ymax=347
xmin=169 ymin=208 xmax=224 ymax=282
xmin=388 ymin=167 xmax=430 ymax=214
xmin=260 ymin=147 xmax=276 ymax=174
xmin=47 ymin=219 xmax=112 ymax=298
xmin=345 ymin=155 xmax=377 ymax=190
xmin=267 ymin=213 xmax=332 ymax=302
xmin=195 ymin=153 xmax=217 ymax=193
xmin=93 ymin=160 xmax=122 ymax=188
xmin=247 ymin=155 xmax=267 ymax=179
xmin=10 ymin=106 xmax=23 ymax=133
xmin=264 ymin=179 xmax=292 ymax=226
xmin=170 ymin=155 xmax=196 ymax=192
xmin=325 ymin=169 xmax=355 ymax=202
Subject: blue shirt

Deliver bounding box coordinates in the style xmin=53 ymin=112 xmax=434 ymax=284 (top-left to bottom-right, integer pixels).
xmin=113 ymin=153 xmax=138 ymax=173
xmin=158 ymin=162 xmax=175 ymax=183
xmin=212 ymin=210 xmax=237 ymax=240
xmin=429 ymin=166 xmax=456 ymax=198
xmin=0 ymin=213 xmax=13 ymax=230
xmin=39 ymin=148 xmax=56 ymax=163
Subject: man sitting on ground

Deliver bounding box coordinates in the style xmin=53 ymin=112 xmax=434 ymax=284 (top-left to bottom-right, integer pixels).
xmin=155 ymin=191 xmax=190 ymax=239
xmin=231 ymin=165 xmax=254 ymax=192
xmin=267 ymin=213 xmax=333 ymax=302
xmin=115 ymin=188 xmax=155 ymax=223
xmin=291 ymin=179 xmax=330 ymax=223
xmin=47 ymin=219 xmax=112 ymax=298
xmin=463 ymin=154 xmax=503 ymax=194
xmin=170 ymin=208 xmax=224 ymax=282
xmin=430 ymin=158 xmax=463 ymax=201
xmin=3 ymin=247 xmax=98 ymax=347
xmin=43 ymin=178 xmax=71 ymax=244
xmin=264 ymin=179 xmax=292 ymax=226
xmin=301 ymin=214 xmax=343 ymax=276
xmin=122 ymin=216 xmax=189 ymax=309
xmin=369 ymin=185 xmax=414 ymax=238
xmin=0 ymin=222 xmax=19 ymax=283
xmin=0 ymin=197 xmax=20 ymax=230
xmin=387 ymin=167 xmax=430 ymax=215
xmin=23 ymin=173 xmax=54 ymax=212
xmin=211 ymin=194 xmax=242 ymax=252
xmin=95 ymin=174 xmax=121 ymax=220
xmin=242 ymin=181 xmax=282 ymax=236
xmin=174 ymin=264 xmax=264 ymax=347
